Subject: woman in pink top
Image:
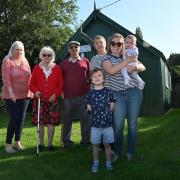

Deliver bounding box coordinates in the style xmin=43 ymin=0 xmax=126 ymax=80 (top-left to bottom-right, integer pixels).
xmin=1 ymin=41 xmax=32 ymax=153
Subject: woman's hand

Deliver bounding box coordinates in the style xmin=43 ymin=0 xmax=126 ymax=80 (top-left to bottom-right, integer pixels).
xmin=8 ymin=88 xmax=16 ymax=102
xmin=127 ymin=65 xmax=138 ymax=74
xmin=9 ymin=91 xmax=16 ymax=103
xmin=49 ymin=94 xmax=56 ymax=102
xmin=35 ymin=91 xmax=41 ymax=98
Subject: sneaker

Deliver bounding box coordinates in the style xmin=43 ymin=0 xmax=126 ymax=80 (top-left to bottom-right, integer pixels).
xmin=111 ymin=152 xmax=118 ymax=162
xmin=5 ymin=144 xmax=16 ymax=154
xmin=14 ymin=144 xmax=25 ymax=151
xmin=92 ymin=164 xmax=99 ymax=173
xmin=106 ymin=164 xmax=113 ymax=171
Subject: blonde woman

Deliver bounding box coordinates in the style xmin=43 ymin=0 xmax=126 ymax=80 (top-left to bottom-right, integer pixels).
xmin=1 ymin=41 xmax=32 ymax=153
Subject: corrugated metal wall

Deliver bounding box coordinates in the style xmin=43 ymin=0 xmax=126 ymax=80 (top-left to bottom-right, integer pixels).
xmin=57 ymin=11 xmax=172 ymax=116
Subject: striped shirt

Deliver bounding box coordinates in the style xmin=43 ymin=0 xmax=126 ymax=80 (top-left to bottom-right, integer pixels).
xmin=1 ymin=57 xmax=32 ymax=99
xmin=103 ymin=54 xmax=140 ymax=91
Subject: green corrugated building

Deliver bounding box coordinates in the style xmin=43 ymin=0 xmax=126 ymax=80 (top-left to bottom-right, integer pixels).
xmin=56 ymin=10 xmax=172 ymax=116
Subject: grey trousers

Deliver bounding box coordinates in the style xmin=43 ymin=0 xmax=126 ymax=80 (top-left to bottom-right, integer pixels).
xmin=62 ymin=95 xmax=90 ymax=145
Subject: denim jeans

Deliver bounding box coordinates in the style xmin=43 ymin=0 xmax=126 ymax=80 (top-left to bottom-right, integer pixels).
xmin=5 ymin=98 xmax=30 ymax=144
xmin=113 ymin=88 xmax=143 ymax=157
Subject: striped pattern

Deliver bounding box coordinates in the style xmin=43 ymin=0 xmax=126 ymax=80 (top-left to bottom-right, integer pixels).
xmin=104 ymin=55 xmax=140 ymax=91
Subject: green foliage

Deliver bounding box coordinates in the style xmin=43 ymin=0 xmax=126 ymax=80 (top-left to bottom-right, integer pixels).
xmin=168 ymin=53 xmax=180 ymax=66
xmin=168 ymin=53 xmax=180 ymax=83
xmin=0 ymin=0 xmax=78 ymax=68
xmin=135 ymin=26 xmax=143 ymax=40
xmin=173 ymin=65 xmax=180 ymax=76
xmin=0 ymin=95 xmax=5 ymax=111
xmin=0 ymin=109 xmax=180 ymax=179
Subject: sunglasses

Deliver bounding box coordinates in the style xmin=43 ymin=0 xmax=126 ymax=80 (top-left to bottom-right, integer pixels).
xmin=111 ymin=41 xmax=123 ymax=47
xmin=42 ymin=54 xmax=52 ymax=57
xmin=69 ymin=45 xmax=78 ymax=49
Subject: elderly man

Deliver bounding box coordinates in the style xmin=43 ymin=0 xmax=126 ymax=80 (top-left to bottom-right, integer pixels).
xmin=61 ymin=41 xmax=90 ymax=148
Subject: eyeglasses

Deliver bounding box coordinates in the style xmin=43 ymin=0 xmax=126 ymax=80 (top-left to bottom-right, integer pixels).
xmin=42 ymin=54 xmax=52 ymax=57
xmin=111 ymin=41 xmax=123 ymax=47
xmin=69 ymin=45 xmax=78 ymax=49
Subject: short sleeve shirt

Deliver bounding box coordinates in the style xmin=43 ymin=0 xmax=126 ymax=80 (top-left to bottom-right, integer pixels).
xmin=86 ymin=87 xmax=115 ymax=128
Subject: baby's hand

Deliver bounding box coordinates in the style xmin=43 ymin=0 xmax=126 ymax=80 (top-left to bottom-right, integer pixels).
xmin=127 ymin=56 xmax=138 ymax=63
xmin=127 ymin=65 xmax=138 ymax=73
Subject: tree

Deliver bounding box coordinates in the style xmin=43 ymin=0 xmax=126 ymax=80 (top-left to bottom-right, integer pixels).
xmin=168 ymin=53 xmax=180 ymax=84
xmin=135 ymin=27 xmax=143 ymax=40
xmin=0 ymin=0 xmax=78 ymax=67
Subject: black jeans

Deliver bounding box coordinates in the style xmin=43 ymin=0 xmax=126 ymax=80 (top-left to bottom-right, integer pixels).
xmin=62 ymin=95 xmax=90 ymax=145
xmin=5 ymin=98 xmax=30 ymax=144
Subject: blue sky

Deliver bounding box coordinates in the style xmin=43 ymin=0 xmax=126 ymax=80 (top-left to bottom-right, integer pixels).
xmin=77 ymin=0 xmax=180 ymax=58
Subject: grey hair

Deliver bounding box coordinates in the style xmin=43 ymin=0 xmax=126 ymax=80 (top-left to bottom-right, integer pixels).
xmin=39 ymin=46 xmax=55 ymax=62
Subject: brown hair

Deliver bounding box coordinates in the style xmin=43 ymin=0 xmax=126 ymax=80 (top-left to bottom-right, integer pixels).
xmin=107 ymin=33 xmax=125 ymax=55
xmin=90 ymin=68 xmax=105 ymax=81
xmin=93 ymin=35 xmax=106 ymax=42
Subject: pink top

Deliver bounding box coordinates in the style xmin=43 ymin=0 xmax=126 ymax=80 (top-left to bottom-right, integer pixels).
xmin=1 ymin=57 xmax=32 ymax=99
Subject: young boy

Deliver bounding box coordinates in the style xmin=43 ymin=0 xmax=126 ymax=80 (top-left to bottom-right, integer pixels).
xmin=91 ymin=35 xmax=107 ymax=70
xmin=91 ymin=34 xmax=117 ymax=161
xmin=86 ymin=68 xmax=115 ymax=173
xmin=121 ymin=35 xmax=145 ymax=89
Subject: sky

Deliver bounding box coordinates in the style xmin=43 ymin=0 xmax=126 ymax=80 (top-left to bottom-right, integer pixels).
xmin=77 ymin=0 xmax=180 ymax=58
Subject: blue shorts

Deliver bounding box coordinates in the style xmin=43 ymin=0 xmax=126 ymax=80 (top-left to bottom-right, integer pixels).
xmin=91 ymin=127 xmax=114 ymax=144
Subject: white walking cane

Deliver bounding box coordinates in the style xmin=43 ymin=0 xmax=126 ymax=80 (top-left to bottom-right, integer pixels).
xmin=36 ymin=97 xmax=40 ymax=156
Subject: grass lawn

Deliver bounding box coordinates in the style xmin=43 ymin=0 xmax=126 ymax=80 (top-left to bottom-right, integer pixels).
xmin=0 ymin=108 xmax=180 ymax=180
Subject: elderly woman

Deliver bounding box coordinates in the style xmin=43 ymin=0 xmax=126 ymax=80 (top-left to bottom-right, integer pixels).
xmin=1 ymin=41 xmax=32 ymax=153
xmin=30 ymin=46 xmax=63 ymax=151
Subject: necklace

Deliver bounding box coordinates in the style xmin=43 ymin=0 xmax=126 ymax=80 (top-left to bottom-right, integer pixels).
xmin=14 ymin=59 xmax=23 ymax=67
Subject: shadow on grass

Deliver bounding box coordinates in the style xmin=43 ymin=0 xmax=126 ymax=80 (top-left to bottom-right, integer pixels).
xmin=0 ymin=109 xmax=180 ymax=180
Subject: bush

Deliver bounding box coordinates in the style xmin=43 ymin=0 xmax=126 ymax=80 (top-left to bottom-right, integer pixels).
xmin=0 ymin=95 xmax=6 ymax=112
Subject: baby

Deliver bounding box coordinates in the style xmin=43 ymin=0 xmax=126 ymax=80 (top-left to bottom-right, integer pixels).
xmin=121 ymin=35 xmax=145 ymax=89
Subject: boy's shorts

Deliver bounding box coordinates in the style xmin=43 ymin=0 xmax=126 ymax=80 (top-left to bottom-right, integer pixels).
xmin=91 ymin=127 xmax=114 ymax=144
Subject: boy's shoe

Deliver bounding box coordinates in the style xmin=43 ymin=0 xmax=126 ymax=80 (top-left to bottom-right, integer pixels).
xmin=92 ymin=164 xmax=99 ymax=173
xmin=106 ymin=164 xmax=113 ymax=171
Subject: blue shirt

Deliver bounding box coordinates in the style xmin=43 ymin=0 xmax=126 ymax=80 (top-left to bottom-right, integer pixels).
xmin=86 ymin=87 xmax=115 ymax=128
